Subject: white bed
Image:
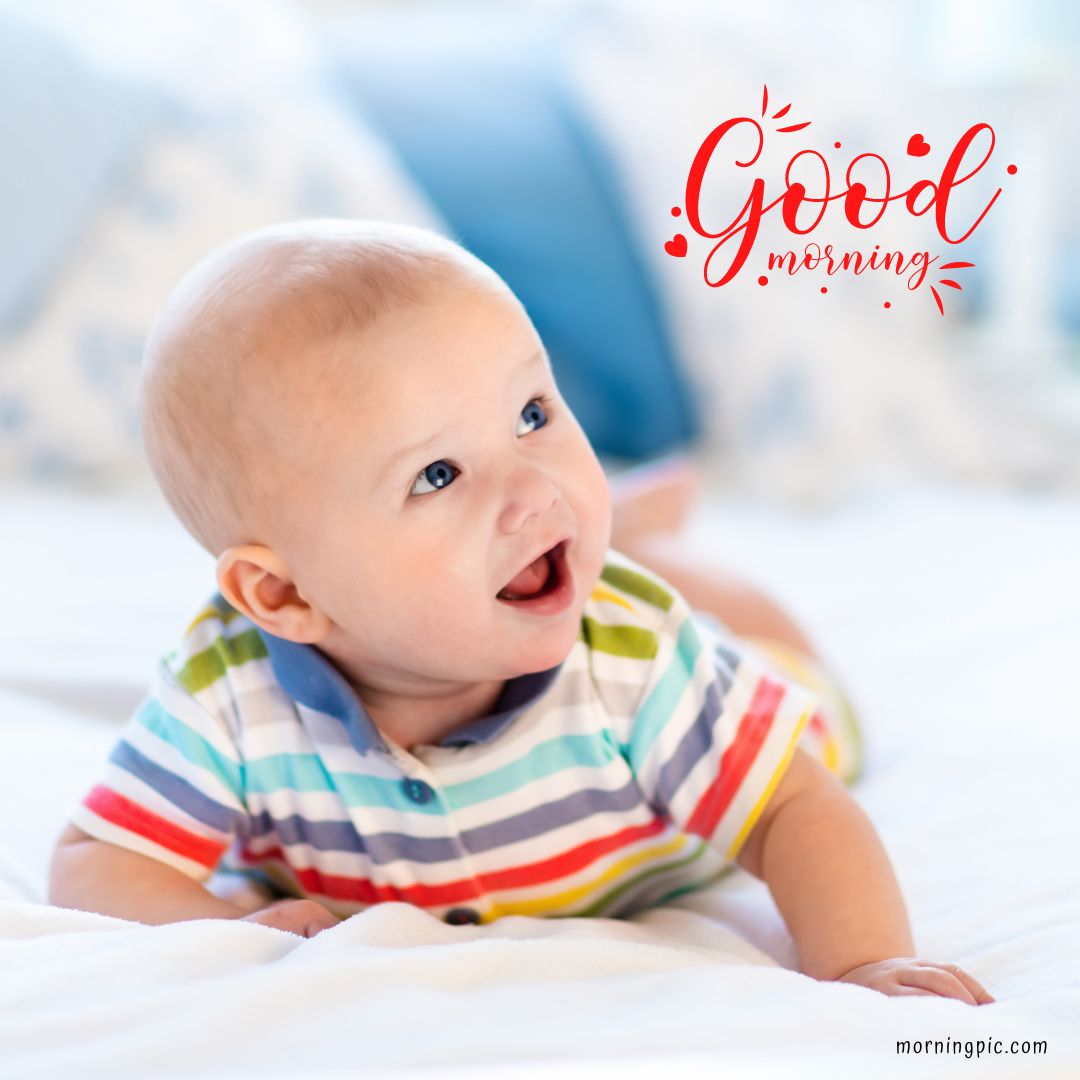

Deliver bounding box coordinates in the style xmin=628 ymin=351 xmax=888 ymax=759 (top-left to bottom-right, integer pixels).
xmin=1 ymin=480 xmax=1077 ymax=1079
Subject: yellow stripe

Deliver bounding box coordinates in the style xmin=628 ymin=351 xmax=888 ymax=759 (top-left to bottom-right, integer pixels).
xmin=183 ymin=597 xmax=246 ymax=637
xmin=482 ymin=831 xmax=692 ymax=921
xmin=820 ymin=733 xmax=839 ymax=774
xmin=184 ymin=606 xmax=220 ymax=636
xmin=743 ymin=635 xmax=818 ymax=685
xmin=251 ymin=835 xmax=692 ymax=924
xmin=724 ymin=706 xmax=813 ymax=861
xmin=743 ymin=635 xmax=851 ymax=780
xmin=588 ymin=584 xmax=636 ymax=612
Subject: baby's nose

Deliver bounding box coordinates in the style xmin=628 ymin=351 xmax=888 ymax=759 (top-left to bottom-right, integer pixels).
xmin=497 ymin=467 xmax=560 ymax=534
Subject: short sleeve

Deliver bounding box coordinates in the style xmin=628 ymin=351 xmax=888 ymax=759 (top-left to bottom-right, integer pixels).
xmin=67 ymin=657 xmax=250 ymax=882
xmin=624 ymin=592 xmax=821 ymax=863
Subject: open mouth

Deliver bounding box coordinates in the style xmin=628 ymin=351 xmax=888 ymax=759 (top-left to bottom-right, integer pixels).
xmin=495 ymin=539 xmax=573 ymax=613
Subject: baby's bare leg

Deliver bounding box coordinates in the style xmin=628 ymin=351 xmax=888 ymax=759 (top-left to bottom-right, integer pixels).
xmin=608 ymin=453 xmax=702 ymax=545
xmin=607 ymin=456 xmax=813 ymax=655
xmin=614 ymin=531 xmax=820 ymax=661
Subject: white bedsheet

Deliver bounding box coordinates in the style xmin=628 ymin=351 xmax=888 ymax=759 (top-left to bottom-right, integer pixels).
xmin=1 ymin=481 xmax=1078 ymax=1078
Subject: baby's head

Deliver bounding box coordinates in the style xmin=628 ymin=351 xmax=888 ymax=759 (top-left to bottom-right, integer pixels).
xmin=139 ymin=219 xmax=612 ymax=692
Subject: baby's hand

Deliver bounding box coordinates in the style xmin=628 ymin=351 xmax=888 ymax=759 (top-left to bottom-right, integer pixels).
xmin=238 ymin=898 xmax=342 ymax=938
xmin=835 ymin=958 xmax=995 ymax=1004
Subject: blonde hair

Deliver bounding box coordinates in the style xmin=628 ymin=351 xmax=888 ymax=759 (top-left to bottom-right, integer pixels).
xmin=138 ymin=219 xmax=493 ymax=556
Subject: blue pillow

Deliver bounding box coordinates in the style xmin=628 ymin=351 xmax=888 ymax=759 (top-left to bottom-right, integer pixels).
xmin=321 ymin=4 xmax=700 ymax=462
xmin=0 ymin=11 xmax=161 ymax=334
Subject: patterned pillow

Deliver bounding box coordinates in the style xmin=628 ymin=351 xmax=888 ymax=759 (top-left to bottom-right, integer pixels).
xmin=0 ymin=9 xmax=161 ymax=336
xmin=0 ymin=0 xmax=447 ymax=490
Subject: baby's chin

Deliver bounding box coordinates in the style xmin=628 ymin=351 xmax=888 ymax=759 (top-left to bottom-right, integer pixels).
xmin=495 ymin=588 xmax=597 ymax=677
xmin=499 ymin=641 xmax=578 ymax=680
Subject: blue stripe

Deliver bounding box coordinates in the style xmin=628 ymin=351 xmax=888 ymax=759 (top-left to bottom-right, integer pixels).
xmin=652 ymin=639 xmax=739 ymax=810
xmin=136 ymin=697 xmax=245 ymax=795
xmin=242 ymin=775 xmax=649 ymax=867
xmin=241 ymin=732 xmax=619 ymax=813
xmin=653 ymin=677 xmax=725 ymax=812
xmin=108 ymin=739 xmax=249 ymax=837
xmin=625 ymin=613 xmax=702 ymax=772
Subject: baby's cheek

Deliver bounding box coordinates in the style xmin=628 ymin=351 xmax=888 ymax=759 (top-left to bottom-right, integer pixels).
xmin=585 ymin=464 xmax=613 ymax=540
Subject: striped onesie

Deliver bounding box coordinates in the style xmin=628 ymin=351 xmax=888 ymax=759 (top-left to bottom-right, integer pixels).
xmin=70 ymin=547 xmax=861 ymax=924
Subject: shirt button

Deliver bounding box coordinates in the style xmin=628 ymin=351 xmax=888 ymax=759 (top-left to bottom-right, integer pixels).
xmin=401 ymin=777 xmax=435 ymax=804
xmin=444 ymin=907 xmax=481 ymax=925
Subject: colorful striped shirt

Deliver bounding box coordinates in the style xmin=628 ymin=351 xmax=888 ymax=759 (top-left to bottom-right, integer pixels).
xmin=70 ymin=547 xmax=825 ymax=924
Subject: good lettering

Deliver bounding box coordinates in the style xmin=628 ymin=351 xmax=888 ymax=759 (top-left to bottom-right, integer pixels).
xmin=666 ymin=86 xmax=1013 ymax=314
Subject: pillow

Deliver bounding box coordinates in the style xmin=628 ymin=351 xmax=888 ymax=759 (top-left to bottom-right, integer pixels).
xmin=321 ymin=1 xmax=701 ymax=463
xmin=0 ymin=0 xmax=449 ymax=490
xmin=0 ymin=9 xmax=160 ymax=335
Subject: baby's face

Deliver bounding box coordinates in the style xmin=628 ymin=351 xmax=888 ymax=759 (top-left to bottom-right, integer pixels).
xmin=265 ymin=277 xmax=612 ymax=689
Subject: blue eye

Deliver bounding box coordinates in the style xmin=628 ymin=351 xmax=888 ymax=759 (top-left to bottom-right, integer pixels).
xmin=408 ymin=397 xmax=552 ymax=497
xmin=516 ymin=397 xmax=549 ymax=435
xmin=410 ymin=460 xmax=458 ymax=496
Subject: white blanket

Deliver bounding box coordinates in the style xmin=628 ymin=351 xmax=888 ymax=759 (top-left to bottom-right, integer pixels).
xmin=1 ymin=483 xmax=1078 ymax=1078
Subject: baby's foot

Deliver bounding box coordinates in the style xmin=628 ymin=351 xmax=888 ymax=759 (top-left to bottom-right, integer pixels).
xmin=609 ymin=453 xmax=703 ymax=547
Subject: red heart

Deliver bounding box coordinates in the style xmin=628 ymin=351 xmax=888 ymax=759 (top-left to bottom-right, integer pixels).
xmin=664 ymin=233 xmax=687 ymax=258
xmin=906 ymin=133 xmax=931 ymax=157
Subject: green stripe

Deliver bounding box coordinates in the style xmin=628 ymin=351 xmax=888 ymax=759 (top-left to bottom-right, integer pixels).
xmin=577 ymin=837 xmax=711 ymax=918
xmin=580 ymin=617 xmax=658 ymax=660
xmin=201 ymin=596 xmax=244 ymax=624
xmin=837 ymin=688 xmax=866 ymax=785
xmin=625 ymin=613 xmax=701 ymax=771
xmin=600 ymin=563 xmax=674 ymax=612
xmin=186 ymin=597 xmax=246 ymax=631
xmin=212 ymin=607 xmax=246 ymax=626
xmin=176 ymin=627 xmax=268 ymax=694
xmin=652 ymin=864 xmax=733 ymax=906
xmin=138 ymin=698 xmax=244 ymax=793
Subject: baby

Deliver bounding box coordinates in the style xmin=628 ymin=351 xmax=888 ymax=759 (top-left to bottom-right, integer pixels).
xmin=49 ymin=219 xmax=992 ymax=1005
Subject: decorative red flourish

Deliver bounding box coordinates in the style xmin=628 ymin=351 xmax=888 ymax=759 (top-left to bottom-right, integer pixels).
xmin=761 ymin=84 xmax=811 ymax=134
xmin=679 ymin=86 xmax=1008 ymax=310
xmin=927 ymin=261 xmax=975 ymax=315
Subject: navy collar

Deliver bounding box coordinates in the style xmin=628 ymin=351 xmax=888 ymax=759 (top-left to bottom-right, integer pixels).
xmin=254 ymin=622 xmax=564 ymax=755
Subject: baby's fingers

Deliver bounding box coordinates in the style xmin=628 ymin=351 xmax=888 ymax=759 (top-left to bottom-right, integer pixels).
xmin=935 ymin=963 xmax=995 ymax=1005
xmin=891 ymin=985 xmax=947 ymax=999
xmin=898 ymin=966 xmax=977 ymax=1005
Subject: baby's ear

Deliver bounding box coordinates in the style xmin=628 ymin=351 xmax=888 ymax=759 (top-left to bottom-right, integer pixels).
xmin=215 ymin=546 xmax=331 ymax=643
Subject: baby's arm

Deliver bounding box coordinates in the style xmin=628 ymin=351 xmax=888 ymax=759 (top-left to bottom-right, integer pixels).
xmin=735 ymin=749 xmax=995 ymax=1004
xmin=49 ymin=825 xmax=340 ymax=936
xmin=49 ymin=824 xmax=251 ymax=923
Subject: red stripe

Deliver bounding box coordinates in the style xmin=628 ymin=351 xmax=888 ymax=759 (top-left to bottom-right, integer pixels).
xmin=808 ymin=709 xmax=825 ymax=734
xmin=683 ymin=676 xmax=785 ymax=838
xmin=482 ymin=816 xmax=668 ymax=892
xmin=239 ymin=817 xmax=669 ymax=907
xmin=83 ymin=785 xmax=226 ymax=869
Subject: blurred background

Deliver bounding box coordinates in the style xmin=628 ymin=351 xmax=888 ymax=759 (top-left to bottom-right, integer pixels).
xmin=1 ymin=0 xmax=1078 ymax=506
xmin=4 ymin=6 xmax=1080 ymax=1039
